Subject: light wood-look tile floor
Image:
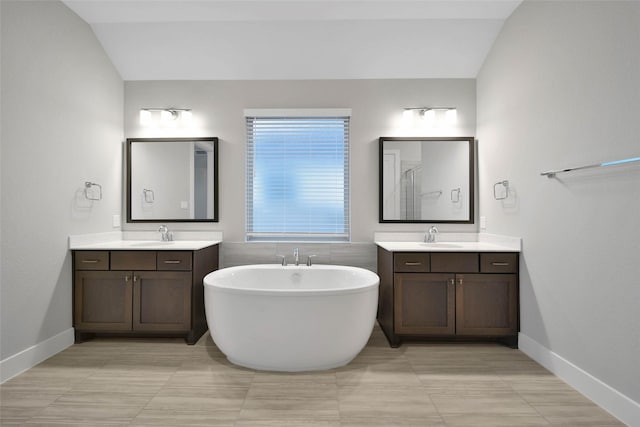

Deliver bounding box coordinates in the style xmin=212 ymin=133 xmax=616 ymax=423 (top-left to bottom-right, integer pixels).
xmin=1 ymin=325 xmax=624 ymax=426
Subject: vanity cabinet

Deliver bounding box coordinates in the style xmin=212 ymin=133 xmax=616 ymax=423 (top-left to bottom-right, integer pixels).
xmin=378 ymin=248 xmax=518 ymax=347
xmin=73 ymin=245 xmax=218 ymax=344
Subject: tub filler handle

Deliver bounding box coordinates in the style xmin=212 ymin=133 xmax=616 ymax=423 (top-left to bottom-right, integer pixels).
xmin=306 ymin=255 xmax=317 ymax=266
xmin=276 ymin=255 xmax=287 ymax=266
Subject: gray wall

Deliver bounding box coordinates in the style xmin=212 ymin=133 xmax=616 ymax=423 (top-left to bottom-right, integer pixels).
xmin=0 ymin=1 xmax=123 ymax=360
xmin=477 ymin=1 xmax=640 ymax=403
xmin=123 ymin=79 xmax=477 ymax=268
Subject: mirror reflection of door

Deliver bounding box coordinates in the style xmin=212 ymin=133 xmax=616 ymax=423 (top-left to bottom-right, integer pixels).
xmin=382 ymin=149 xmax=401 ymax=219
xmin=194 ymin=150 xmax=208 ymax=219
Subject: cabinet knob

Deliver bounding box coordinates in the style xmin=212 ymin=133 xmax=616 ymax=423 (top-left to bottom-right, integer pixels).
xmin=125 ymin=276 xmax=130 ymax=282
xmin=458 ymin=278 xmax=463 ymax=285
xmin=133 ymin=276 xmax=138 ymax=282
xmin=449 ymin=279 xmax=455 ymax=285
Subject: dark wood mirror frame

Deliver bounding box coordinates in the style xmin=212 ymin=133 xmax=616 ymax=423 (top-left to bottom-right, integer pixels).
xmin=379 ymin=136 xmax=475 ymax=224
xmin=126 ymin=137 xmax=219 ymax=223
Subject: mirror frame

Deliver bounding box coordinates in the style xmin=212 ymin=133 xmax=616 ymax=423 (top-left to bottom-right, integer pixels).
xmin=379 ymin=136 xmax=475 ymax=224
xmin=126 ymin=137 xmax=219 ymax=223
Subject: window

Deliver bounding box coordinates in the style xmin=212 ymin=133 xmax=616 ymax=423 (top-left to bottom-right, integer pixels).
xmin=245 ymin=109 xmax=350 ymax=242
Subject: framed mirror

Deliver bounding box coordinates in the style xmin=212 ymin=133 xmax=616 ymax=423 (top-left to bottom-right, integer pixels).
xmin=379 ymin=137 xmax=474 ymax=223
xmin=127 ymin=137 xmax=219 ymax=222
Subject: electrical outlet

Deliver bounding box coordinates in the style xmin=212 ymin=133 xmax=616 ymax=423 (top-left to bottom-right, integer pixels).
xmin=480 ymin=216 xmax=486 ymax=230
xmin=112 ymin=214 xmax=121 ymax=228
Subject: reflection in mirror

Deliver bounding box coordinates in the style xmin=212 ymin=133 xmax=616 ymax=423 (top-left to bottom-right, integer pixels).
xmin=379 ymin=137 xmax=474 ymax=223
xmin=127 ymin=137 xmax=218 ymax=222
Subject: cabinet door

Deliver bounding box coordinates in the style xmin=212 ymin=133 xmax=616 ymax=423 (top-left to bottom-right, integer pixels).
xmin=132 ymin=271 xmax=191 ymax=332
xmin=456 ymin=274 xmax=518 ymax=336
xmin=74 ymin=271 xmax=133 ymax=331
xmin=394 ymin=273 xmax=455 ymax=335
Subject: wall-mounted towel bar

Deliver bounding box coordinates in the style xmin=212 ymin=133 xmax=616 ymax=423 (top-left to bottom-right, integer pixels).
xmin=541 ymin=156 xmax=640 ymax=178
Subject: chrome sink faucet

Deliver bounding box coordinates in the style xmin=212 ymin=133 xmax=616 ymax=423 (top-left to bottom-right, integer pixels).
xmin=425 ymin=226 xmax=438 ymax=243
xmin=158 ymin=224 xmax=173 ymax=241
xmin=293 ymin=248 xmax=300 ymax=266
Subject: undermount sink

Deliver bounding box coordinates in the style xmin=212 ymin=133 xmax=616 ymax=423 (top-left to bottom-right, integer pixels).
xmin=420 ymin=242 xmax=463 ymax=249
xmin=128 ymin=241 xmax=175 ymax=247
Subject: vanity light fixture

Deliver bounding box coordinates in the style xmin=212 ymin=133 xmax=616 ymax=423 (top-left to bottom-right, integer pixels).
xmin=139 ymin=108 xmax=193 ymax=126
xmin=402 ymin=107 xmax=457 ymax=126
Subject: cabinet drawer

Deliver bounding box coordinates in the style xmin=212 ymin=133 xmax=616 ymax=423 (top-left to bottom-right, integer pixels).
xmin=481 ymin=253 xmax=518 ymax=273
xmin=111 ymin=251 xmax=156 ymax=270
xmin=157 ymin=251 xmax=192 ymax=271
xmin=74 ymin=251 xmax=109 ymax=270
xmin=431 ymin=253 xmax=479 ymax=273
xmin=394 ymin=253 xmax=430 ymax=272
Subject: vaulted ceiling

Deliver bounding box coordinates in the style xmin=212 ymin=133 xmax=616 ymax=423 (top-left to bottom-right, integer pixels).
xmin=62 ymin=0 xmax=522 ymax=80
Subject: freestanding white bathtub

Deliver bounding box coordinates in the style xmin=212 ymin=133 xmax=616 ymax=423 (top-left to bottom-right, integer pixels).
xmin=203 ymin=264 xmax=379 ymax=372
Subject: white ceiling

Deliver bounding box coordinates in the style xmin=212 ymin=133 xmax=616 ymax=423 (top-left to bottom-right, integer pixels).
xmin=62 ymin=0 xmax=522 ymax=80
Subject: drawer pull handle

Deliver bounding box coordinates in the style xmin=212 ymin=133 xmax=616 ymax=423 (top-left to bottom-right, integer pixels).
xmin=404 ymin=262 xmax=422 ymax=266
xmin=163 ymin=260 xmax=181 ymax=264
xmin=492 ymin=262 xmax=510 ymax=266
xmin=81 ymin=259 xmax=99 ymax=264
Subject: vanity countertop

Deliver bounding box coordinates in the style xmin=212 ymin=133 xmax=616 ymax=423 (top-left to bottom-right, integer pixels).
xmin=70 ymin=240 xmax=222 ymax=251
xmin=375 ymin=241 xmax=519 ymax=253
xmin=69 ymin=231 xmax=223 ymax=251
xmin=374 ymin=232 xmax=521 ymax=253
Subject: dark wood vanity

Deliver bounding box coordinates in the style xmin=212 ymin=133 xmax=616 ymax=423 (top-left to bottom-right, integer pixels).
xmin=377 ymin=247 xmax=519 ymax=348
xmin=72 ymin=244 xmax=218 ymax=344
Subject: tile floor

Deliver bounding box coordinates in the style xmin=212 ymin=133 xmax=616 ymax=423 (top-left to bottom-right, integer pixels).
xmin=0 ymin=325 xmax=624 ymax=426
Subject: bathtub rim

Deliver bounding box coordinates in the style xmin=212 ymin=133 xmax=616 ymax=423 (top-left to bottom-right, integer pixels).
xmin=204 ymin=264 xmax=379 ymax=297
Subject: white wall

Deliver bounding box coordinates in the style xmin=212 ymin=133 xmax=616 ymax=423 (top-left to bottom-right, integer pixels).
xmin=0 ymin=0 xmax=123 ymax=376
xmin=477 ymin=0 xmax=640 ymax=419
xmin=124 ymin=80 xmax=477 ymax=242
xmin=124 ymin=80 xmax=477 ymax=267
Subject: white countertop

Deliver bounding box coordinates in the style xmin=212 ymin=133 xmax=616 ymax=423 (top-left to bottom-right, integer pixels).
xmin=374 ymin=232 xmax=521 ymax=252
xmin=69 ymin=231 xmax=223 ymax=251
xmin=70 ymin=240 xmax=221 ymax=251
xmin=375 ymin=241 xmax=519 ymax=252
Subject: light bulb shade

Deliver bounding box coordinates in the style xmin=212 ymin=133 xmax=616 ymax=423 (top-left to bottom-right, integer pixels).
xmin=445 ymin=108 xmax=457 ymax=124
xmin=402 ymin=108 xmax=413 ymax=126
xmin=180 ymin=110 xmax=193 ymax=122
xmin=422 ymin=109 xmax=436 ymax=125
xmin=139 ymin=109 xmax=152 ymax=125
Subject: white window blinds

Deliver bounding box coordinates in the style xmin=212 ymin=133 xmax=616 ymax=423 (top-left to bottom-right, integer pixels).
xmin=246 ymin=114 xmax=350 ymax=242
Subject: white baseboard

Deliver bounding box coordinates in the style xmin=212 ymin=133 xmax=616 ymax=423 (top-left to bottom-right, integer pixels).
xmin=518 ymin=332 xmax=640 ymax=426
xmin=0 ymin=328 xmax=75 ymax=383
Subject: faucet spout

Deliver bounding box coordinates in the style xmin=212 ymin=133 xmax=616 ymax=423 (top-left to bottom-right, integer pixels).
xmin=293 ymin=248 xmax=299 ymax=266
xmin=158 ymin=225 xmax=172 ymax=241
xmin=425 ymin=226 xmax=438 ymax=243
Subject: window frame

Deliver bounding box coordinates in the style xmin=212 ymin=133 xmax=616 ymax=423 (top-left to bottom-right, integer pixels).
xmin=244 ymin=109 xmax=351 ymax=242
